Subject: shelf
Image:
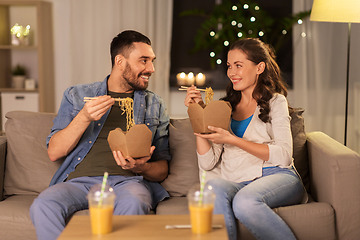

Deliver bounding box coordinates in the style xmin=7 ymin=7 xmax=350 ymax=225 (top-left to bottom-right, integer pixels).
xmin=0 ymin=88 xmax=38 ymax=92
xmin=0 ymin=45 xmax=37 ymax=50
xmin=0 ymin=0 xmax=54 ymax=131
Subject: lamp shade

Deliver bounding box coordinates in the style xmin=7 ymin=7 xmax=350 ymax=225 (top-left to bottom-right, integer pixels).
xmin=310 ymin=0 xmax=360 ymax=23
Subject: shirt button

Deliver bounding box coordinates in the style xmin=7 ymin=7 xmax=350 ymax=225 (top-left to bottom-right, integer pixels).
xmin=77 ymin=157 xmax=81 ymax=161
xmin=141 ymin=104 xmax=143 ymax=107
xmin=89 ymin=141 xmax=92 ymax=144
xmin=98 ymin=123 xmax=101 ymax=126
xmin=147 ymin=123 xmax=150 ymax=126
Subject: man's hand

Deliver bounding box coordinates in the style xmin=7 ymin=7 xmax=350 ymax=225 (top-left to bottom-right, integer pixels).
xmin=48 ymin=95 xmax=115 ymax=161
xmin=81 ymin=95 xmax=115 ymax=122
xmin=112 ymin=146 xmax=156 ymax=173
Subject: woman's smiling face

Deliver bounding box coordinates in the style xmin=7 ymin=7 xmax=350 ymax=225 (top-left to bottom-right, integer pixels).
xmin=227 ymin=49 xmax=264 ymax=94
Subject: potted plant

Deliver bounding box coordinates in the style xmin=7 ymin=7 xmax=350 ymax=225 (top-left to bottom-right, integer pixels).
xmin=11 ymin=64 xmax=26 ymax=88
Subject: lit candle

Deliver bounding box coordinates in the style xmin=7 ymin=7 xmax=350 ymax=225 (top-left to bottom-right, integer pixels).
xmin=196 ymin=73 xmax=206 ymax=86
xmin=186 ymin=72 xmax=195 ymax=85
xmin=176 ymin=72 xmax=187 ymax=86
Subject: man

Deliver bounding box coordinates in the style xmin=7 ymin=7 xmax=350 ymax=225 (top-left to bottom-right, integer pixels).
xmin=30 ymin=30 xmax=171 ymax=240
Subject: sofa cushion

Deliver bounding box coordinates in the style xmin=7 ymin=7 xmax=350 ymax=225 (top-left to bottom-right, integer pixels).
xmin=0 ymin=195 xmax=37 ymax=240
xmin=238 ymin=202 xmax=335 ymax=240
xmin=3 ymin=111 xmax=61 ymax=196
xmin=160 ymin=118 xmax=199 ymax=197
xmin=290 ymin=108 xmax=309 ymax=192
xmin=273 ymin=202 xmax=335 ymax=240
xmin=156 ymin=196 xmax=189 ymax=215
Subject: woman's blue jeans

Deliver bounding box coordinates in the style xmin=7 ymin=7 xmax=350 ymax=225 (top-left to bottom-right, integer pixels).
xmin=208 ymin=167 xmax=304 ymax=240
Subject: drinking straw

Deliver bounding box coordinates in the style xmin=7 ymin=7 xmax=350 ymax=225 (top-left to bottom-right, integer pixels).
xmin=98 ymin=171 xmax=109 ymax=207
xmin=198 ymin=170 xmax=206 ymax=206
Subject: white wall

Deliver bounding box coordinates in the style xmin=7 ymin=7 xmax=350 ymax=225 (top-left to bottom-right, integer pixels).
xmin=48 ymin=0 xmax=72 ymax=112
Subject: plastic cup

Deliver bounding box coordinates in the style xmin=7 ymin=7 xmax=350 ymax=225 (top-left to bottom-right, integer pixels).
xmin=187 ymin=183 xmax=216 ymax=234
xmin=87 ymin=183 xmax=116 ymax=235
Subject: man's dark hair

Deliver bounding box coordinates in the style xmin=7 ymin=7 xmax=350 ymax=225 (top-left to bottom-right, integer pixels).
xmin=110 ymin=30 xmax=151 ymax=67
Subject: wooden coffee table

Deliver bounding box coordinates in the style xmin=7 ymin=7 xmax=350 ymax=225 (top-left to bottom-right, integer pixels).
xmin=57 ymin=214 xmax=228 ymax=240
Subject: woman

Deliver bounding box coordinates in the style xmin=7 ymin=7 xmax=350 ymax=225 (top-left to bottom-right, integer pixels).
xmin=184 ymin=38 xmax=306 ymax=240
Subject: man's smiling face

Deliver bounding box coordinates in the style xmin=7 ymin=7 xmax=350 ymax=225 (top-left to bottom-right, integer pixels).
xmin=122 ymin=42 xmax=156 ymax=91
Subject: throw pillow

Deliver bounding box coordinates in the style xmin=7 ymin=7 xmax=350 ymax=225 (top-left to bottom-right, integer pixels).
xmin=290 ymin=108 xmax=309 ymax=192
xmin=3 ymin=111 xmax=62 ymax=196
xmin=160 ymin=118 xmax=199 ymax=197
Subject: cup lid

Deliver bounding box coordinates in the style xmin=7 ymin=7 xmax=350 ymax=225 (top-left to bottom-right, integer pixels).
xmin=87 ymin=183 xmax=115 ymax=199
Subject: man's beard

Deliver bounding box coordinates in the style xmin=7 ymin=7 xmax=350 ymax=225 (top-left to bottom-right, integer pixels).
xmin=122 ymin=62 xmax=149 ymax=91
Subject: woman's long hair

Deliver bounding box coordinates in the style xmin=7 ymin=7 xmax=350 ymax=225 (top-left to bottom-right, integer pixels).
xmin=221 ymin=38 xmax=289 ymax=123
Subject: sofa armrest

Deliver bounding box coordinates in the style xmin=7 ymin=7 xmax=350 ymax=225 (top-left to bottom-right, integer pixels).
xmin=306 ymin=131 xmax=360 ymax=240
xmin=0 ymin=135 xmax=7 ymax=201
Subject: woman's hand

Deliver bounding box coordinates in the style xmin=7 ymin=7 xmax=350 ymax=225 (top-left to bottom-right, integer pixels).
xmin=195 ymin=126 xmax=234 ymax=145
xmin=184 ymin=85 xmax=203 ymax=107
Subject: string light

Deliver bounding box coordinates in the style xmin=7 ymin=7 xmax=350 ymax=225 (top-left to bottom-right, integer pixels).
xmin=224 ymin=40 xmax=229 ymax=46
xmin=298 ymin=19 xmax=303 ymax=24
xmin=238 ymin=32 xmax=243 ymax=37
xmin=282 ymin=30 xmax=287 ymax=35
xmin=243 ymin=4 xmax=249 ymax=9
xmin=232 ymin=5 xmax=238 ymax=11
xmin=250 ymin=17 xmax=256 ymax=22
xmin=231 ymin=20 xmax=237 ymax=26
xmin=210 ymin=52 xmax=215 ymax=57
xmin=301 ymin=32 xmax=306 ymax=37
xmin=216 ymin=59 xmax=222 ymax=64
xmin=255 ymin=6 xmax=260 ymax=10
xmin=210 ymin=31 xmax=215 ymax=37
xmin=258 ymin=31 xmax=264 ymax=37
xmin=237 ymin=23 xmax=243 ymax=28
xmin=10 ymin=23 xmax=22 ymax=37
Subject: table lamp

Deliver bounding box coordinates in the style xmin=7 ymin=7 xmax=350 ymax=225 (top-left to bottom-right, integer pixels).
xmin=310 ymin=0 xmax=360 ymax=146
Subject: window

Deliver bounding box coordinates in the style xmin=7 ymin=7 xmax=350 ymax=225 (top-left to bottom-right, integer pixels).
xmin=170 ymin=0 xmax=293 ymax=90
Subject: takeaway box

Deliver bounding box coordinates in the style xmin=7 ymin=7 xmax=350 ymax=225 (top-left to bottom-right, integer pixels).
xmin=187 ymin=100 xmax=232 ymax=134
xmin=107 ymin=124 xmax=152 ymax=158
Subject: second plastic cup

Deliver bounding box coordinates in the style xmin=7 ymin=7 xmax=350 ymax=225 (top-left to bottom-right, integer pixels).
xmin=87 ymin=183 xmax=116 ymax=235
xmin=188 ymin=183 xmax=216 ymax=234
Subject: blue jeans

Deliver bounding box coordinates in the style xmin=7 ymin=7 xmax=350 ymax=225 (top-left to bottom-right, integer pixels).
xmin=208 ymin=167 xmax=304 ymax=240
xmin=30 ymin=176 xmax=152 ymax=240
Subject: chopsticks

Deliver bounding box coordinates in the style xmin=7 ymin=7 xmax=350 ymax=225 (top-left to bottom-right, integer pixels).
xmin=83 ymin=97 xmax=123 ymax=102
xmin=178 ymin=86 xmax=207 ymax=92
xmin=165 ymin=224 xmax=223 ymax=229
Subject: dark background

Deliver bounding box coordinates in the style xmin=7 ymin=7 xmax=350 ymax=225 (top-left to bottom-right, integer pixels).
xmin=170 ymin=0 xmax=293 ymax=89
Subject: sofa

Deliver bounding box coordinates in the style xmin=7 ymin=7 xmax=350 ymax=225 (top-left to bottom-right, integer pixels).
xmin=0 ymin=110 xmax=359 ymax=240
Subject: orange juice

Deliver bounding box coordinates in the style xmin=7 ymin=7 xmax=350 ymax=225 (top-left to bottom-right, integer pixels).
xmin=189 ymin=204 xmax=214 ymax=234
xmin=89 ymin=205 xmax=114 ymax=235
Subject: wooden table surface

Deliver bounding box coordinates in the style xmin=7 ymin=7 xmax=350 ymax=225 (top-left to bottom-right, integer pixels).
xmin=57 ymin=214 xmax=228 ymax=240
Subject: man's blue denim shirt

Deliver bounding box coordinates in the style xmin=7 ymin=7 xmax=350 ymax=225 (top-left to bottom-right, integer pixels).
xmin=47 ymin=76 xmax=171 ymax=206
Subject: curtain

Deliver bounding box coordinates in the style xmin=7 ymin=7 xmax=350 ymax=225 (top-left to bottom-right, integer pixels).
xmin=50 ymin=0 xmax=172 ymax=110
xmin=291 ymin=0 xmax=360 ymax=153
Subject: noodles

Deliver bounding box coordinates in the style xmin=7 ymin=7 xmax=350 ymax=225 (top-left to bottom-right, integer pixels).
xmin=84 ymin=96 xmax=135 ymax=131
xmin=204 ymin=87 xmax=214 ymax=105
xmin=116 ymin=97 xmax=135 ymax=131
